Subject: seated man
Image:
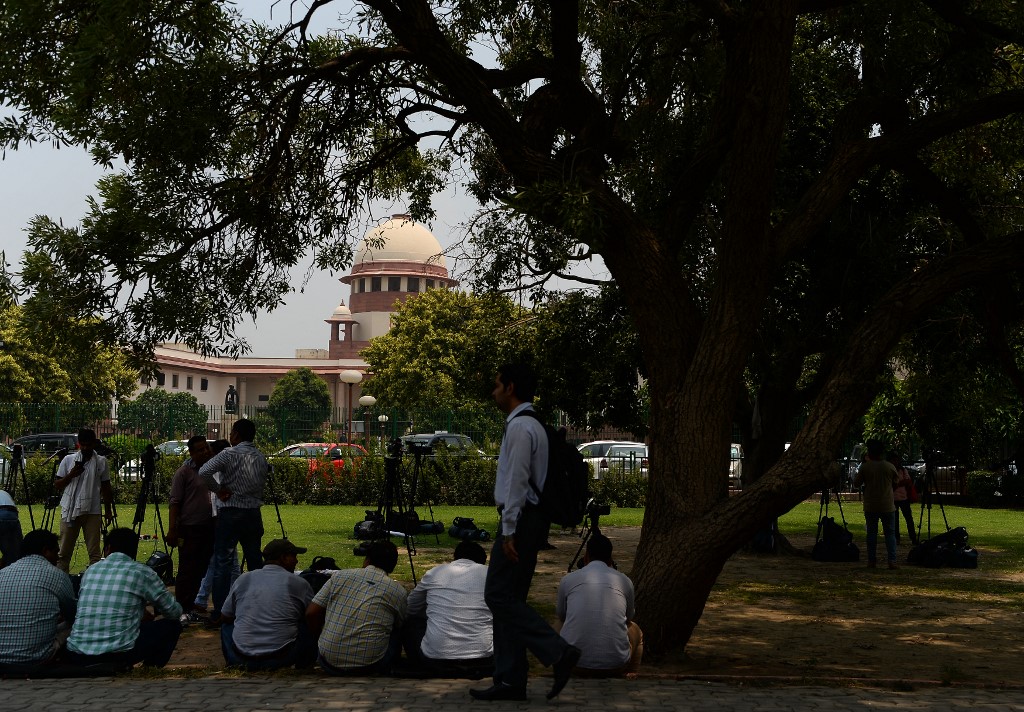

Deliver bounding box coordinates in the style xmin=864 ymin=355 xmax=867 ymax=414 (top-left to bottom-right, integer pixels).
xmin=0 ymin=529 xmax=77 ymax=674
xmin=65 ymin=528 xmax=182 ymax=670
xmin=404 ymin=541 xmax=493 ymax=677
xmin=221 ymin=538 xmax=316 ymax=670
xmin=306 ymin=540 xmax=407 ymax=675
xmin=556 ymin=534 xmax=643 ymax=676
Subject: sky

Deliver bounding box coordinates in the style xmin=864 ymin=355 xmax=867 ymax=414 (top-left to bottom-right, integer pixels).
xmin=0 ymin=1 xmax=608 ymax=357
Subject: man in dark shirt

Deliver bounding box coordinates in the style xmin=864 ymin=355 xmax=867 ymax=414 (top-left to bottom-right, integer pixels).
xmin=165 ymin=435 xmax=214 ymax=622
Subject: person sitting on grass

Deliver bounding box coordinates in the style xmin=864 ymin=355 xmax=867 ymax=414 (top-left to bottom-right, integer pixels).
xmin=64 ymin=528 xmax=182 ymax=671
xmin=220 ymin=538 xmax=317 ymax=670
xmin=306 ymin=540 xmax=407 ymax=676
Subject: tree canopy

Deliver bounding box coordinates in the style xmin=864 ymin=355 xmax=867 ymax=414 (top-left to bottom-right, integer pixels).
xmin=117 ymin=388 xmax=209 ymax=441
xmin=267 ymin=367 xmax=333 ymax=441
xmin=2 ymin=1 xmax=1024 ymax=653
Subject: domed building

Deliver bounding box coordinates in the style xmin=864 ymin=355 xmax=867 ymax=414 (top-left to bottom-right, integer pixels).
xmin=330 ymin=214 xmax=458 ymax=359
xmin=140 ymin=214 xmax=456 ymax=430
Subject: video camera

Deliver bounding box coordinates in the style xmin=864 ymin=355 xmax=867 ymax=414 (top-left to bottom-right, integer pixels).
xmin=448 ymin=516 xmax=490 ymax=542
xmin=587 ymin=499 xmax=610 ymax=518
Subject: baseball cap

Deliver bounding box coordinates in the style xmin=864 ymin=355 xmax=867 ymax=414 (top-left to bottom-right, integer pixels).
xmin=262 ymin=539 xmax=308 ymax=559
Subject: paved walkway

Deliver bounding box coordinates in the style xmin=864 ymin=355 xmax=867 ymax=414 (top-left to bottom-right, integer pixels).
xmin=4 ymin=677 xmax=1024 ymax=711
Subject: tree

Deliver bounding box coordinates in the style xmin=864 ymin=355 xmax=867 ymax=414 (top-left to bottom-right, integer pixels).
xmin=0 ymin=300 xmax=137 ymax=404
xmin=118 ymin=389 xmax=209 ymax=441
xmin=362 ymin=289 xmax=533 ymax=409
xmin=3 ymin=2 xmax=1024 ymax=654
xmin=267 ymin=367 xmax=332 ymax=442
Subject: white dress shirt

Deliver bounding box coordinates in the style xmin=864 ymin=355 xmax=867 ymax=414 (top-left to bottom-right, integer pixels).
xmin=494 ymin=402 xmax=548 ymax=536
xmin=556 ymin=560 xmax=634 ymax=670
xmin=56 ymin=452 xmax=109 ymax=523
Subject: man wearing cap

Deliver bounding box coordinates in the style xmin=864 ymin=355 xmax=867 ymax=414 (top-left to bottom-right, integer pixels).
xmin=219 ymin=538 xmax=316 ymax=670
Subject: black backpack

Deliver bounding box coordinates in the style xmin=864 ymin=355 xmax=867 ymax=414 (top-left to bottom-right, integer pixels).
xmin=812 ymin=516 xmax=860 ymax=562
xmin=514 ymin=410 xmax=590 ymax=527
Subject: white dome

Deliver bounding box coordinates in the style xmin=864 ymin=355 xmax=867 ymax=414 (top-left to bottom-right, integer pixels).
xmin=356 ymin=214 xmax=446 ymax=267
xmin=330 ymin=301 xmax=352 ymax=318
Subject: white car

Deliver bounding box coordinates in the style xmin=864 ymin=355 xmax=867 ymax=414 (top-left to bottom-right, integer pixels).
xmin=121 ymin=439 xmax=204 ymax=480
xmin=577 ymin=440 xmax=648 ymax=480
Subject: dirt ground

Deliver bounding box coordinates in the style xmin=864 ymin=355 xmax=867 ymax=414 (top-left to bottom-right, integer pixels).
xmin=168 ymin=526 xmax=1024 ymax=686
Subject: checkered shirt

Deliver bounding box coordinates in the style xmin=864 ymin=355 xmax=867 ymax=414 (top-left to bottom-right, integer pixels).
xmin=0 ymin=555 xmax=77 ymax=664
xmin=67 ymin=552 xmax=182 ymax=655
xmin=313 ymin=566 xmax=407 ymax=669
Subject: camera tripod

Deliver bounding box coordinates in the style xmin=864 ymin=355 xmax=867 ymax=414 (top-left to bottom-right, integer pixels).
xmin=133 ymin=444 xmax=170 ymax=554
xmin=3 ymin=444 xmax=36 ymax=529
xmin=568 ymin=498 xmax=610 ymax=572
xmin=915 ymin=457 xmax=951 ymax=542
xmin=354 ymin=438 xmax=421 ymax=583
xmin=815 ymin=486 xmax=852 ymax=539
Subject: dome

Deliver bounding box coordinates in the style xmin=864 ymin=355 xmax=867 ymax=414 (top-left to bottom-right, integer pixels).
xmin=355 ymin=214 xmax=446 ymax=268
xmin=331 ymin=301 xmax=351 ymax=318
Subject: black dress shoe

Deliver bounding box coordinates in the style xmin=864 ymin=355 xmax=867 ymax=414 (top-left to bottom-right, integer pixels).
xmin=469 ymin=683 xmax=528 ymax=701
xmin=547 ymin=645 xmax=581 ymax=699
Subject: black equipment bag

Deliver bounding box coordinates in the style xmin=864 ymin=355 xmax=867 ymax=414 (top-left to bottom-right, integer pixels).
xmin=812 ymin=516 xmax=860 ymax=562
xmin=146 ymin=550 xmax=175 ymax=585
xmin=515 ymin=410 xmax=590 ymax=527
xmin=908 ymin=526 xmax=977 ymax=568
xmin=298 ymin=555 xmax=338 ymax=594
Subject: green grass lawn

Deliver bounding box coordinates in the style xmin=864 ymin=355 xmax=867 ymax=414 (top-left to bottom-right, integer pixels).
xmin=63 ymin=500 xmax=1017 ymax=579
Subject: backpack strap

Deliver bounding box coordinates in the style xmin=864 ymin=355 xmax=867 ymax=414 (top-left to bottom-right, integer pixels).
xmin=512 ymin=408 xmax=546 ymax=498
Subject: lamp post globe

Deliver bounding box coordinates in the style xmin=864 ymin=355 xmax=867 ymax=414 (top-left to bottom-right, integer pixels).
xmin=339 ymin=370 xmax=363 ymax=443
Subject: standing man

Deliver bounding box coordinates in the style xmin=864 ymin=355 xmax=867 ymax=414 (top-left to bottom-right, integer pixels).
xmin=556 ymin=534 xmax=643 ymax=676
xmin=854 ymin=439 xmax=900 ymax=569
xmin=0 ymin=487 xmax=22 ymax=567
xmin=54 ymin=428 xmax=114 ymax=572
xmin=165 ymin=435 xmax=215 ymax=623
xmin=471 ymin=364 xmax=579 ymax=702
xmin=199 ymin=418 xmax=268 ymax=623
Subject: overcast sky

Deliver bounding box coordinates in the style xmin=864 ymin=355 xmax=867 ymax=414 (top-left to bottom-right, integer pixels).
xmin=0 ymin=1 xmax=607 ymax=357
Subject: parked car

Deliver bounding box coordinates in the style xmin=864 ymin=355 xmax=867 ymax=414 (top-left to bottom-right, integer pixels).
xmin=729 ymin=443 xmax=743 ymax=489
xmin=271 ymin=442 xmax=368 ymax=479
xmin=12 ymin=432 xmax=79 ymax=455
xmin=577 ymin=440 xmax=648 ymax=480
xmin=400 ymin=432 xmax=486 ymax=457
xmin=121 ymin=439 xmax=213 ymax=480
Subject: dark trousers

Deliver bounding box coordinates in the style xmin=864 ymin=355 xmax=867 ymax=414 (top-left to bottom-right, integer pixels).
xmin=894 ymin=500 xmax=918 ymax=544
xmin=485 ymin=505 xmax=567 ymax=689
xmin=211 ymin=507 xmax=263 ymax=618
xmin=318 ymin=628 xmax=403 ymax=676
xmin=175 ymin=520 xmax=216 ymax=610
xmin=220 ymin=621 xmax=317 ymax=671
xmin=0 ymin=512 xmax=22 ymax=567
xmin=65 ymin=618 xmax=182 ymax=669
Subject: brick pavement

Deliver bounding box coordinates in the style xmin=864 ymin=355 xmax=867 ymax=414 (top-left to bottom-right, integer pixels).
xmin=4 ymin=677 xmax=1024 ymax=711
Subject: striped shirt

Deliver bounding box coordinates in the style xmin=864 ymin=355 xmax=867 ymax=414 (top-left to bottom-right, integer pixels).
xmin=67 ymin=552 xmax=182 ymax=655
xmin=198 ymin=441 xmax=268 ymax=509
xmin=0 ymin=555 xmax=77 ymax=664
xmin=313 ymin=566 xmax=407 ymax=669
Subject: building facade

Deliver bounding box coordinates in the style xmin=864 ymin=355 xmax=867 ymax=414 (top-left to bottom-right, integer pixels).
xmin=137 ymin=214 xmax=457 ymax=428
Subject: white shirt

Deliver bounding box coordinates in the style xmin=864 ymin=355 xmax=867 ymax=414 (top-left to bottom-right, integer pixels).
xmin=406 ymin=558 xmax=492 ymax=660
xmin=557 ymin=560 xmax=634 ymax=670
xmin=56 ymin=452 xmax=109 ymax=523
xmin=495 ymin=403 xmax=548 ymax=536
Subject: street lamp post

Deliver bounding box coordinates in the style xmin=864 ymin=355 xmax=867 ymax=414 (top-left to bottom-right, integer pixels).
xmin=358 ymin=395 xmax=376 ymax=449
xmin=377 ymin=413 xmax=389 ymax=447
xmin=339 ymin=370 xmax=363 ymax=444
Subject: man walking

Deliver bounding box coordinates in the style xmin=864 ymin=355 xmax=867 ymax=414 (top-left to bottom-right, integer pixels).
xmin=854 ymin=439 xmax=900 ymax=569
xmin=54 ymin=429 xmax=114 ymax=571
xmin=470 ymin=364 xmax=579 ymax=701
xmin=199 ymin=418 xmax=268 ymax=623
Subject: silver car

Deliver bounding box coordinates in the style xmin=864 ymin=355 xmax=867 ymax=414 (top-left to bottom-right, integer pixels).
xmin=577 ymin=440 xmax=648 ymax=480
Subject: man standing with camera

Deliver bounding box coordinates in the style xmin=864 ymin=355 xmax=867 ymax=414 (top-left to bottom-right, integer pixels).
xmin=470 ymin=364 xmax=579 ymax=701
xmin=54 ymin=428 xmax=113 ymax=572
